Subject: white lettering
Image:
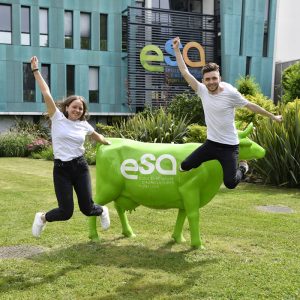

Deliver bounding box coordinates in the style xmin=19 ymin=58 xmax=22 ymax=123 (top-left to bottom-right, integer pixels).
xmin=120 ymin=153 xmax=177 ymax=180
xmin=120 ymin=159 xmax=139 ymax=180
xmin=139 ymin=154 xmax=155 ymax=174
xmin=156 ymin=154 xmax=176 ymax=175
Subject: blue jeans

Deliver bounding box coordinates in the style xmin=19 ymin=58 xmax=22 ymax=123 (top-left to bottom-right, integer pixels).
xmin=45 ymin=156 xmax=103 ymax=222
xmin=181 ymin=139 xmax=244 ymax=189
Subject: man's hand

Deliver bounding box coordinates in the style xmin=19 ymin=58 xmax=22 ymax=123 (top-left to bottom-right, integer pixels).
xmin=172 ymin=37 xmax=180 ymax=50
xmin=272 ymin=115 xmax=283 ymax=123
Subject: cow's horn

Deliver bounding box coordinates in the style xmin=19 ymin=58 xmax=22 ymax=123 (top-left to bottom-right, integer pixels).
xmin=238 ymin=122 xmax=253 ymax=139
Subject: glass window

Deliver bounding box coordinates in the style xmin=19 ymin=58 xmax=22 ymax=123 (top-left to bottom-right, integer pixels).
xmin=160 ymin=0 xmax=170 ymax=9
xmin=21 ymin=6 xmax=30 ymax=45
xmin=152 ymin=0 xmax=170 ymax=9
xmin=169 ymin=0 xmax=202 ymax=12
xmin=64 ymin=11 xmax=73 ymax=48
xmin=80 ymin=13 xmax=91 ymax=49
xmin=152 ymin=0 xmax=159 ymax=8
xmin=0 ymin=4 xmax=12 ymax=44
xmin=100 ymin=14 xmax=108 ymax=51
xmin=191 ymin=0 xmax=202 ymax=13
xmin=89 ymin=67 xmax=99 ymax=103
xmin=23 ymin=63 xmax=35 ymax=102
xmin=66 ymin=65 xmax=75 ymax=96
xmin=41 ymin=64 xmax=50 ymax=102
xmin=122 ymin=15 xmax=127 ymax=52
xmin=39 ymin=8 xmax=48 ymax=47
xmin=263 ymin=0 xmax=270 ymax=57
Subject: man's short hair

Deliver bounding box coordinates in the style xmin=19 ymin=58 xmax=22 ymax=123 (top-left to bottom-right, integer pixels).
xmin=202 ymin=62 xmax=220 ymax=76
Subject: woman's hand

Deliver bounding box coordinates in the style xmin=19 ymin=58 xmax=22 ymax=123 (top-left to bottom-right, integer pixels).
xmin=102 ymin=139 xmax=111 ymax=145
xmin=31 ymin=56 xmax=39 ymax=70
xmin=90 ymin=132 xmax=111 ymax=145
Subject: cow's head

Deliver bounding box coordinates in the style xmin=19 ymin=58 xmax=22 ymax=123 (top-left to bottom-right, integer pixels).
xmin=238 ymin=123 xmax=266 ymax=160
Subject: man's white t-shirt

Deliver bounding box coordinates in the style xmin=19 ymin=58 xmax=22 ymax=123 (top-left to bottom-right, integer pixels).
xmin=50 ymin=108 xmax=94 ymax=161
xmin=196 ymin=82 xmax=248 ymax=145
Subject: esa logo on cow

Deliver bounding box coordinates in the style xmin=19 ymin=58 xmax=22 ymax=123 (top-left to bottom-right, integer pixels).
xmin=120 ymin=153 xmax=177 ymax=180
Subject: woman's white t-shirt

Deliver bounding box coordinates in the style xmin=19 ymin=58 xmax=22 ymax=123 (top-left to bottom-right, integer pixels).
xmin=196 ymin=82 xmax=248 ymax=145
xmin=50 ymin=108 xmax=94 ymax=161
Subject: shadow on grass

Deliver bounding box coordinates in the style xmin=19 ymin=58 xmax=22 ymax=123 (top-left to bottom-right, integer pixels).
xmin=0 ymin=241 xmax=219 ymax=298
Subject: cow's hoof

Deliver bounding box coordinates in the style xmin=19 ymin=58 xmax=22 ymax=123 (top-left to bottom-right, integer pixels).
xmin=171 ymin=234 xmax=186 ymax=243
xmin=190 ymin=244 xmax=205 ymax=250
xmin=122 ymin=231 xmax=136 ymax=238
xmin=89 ymin=235 xmax=100 ymax=242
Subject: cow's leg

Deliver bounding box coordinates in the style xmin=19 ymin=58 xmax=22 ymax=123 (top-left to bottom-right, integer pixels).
xmin=88 ymin=216 xmax=99 ymax=241
xmin=180 ymin=187 xmax=203 ymax=249
xmin=172 ymin=209 xmax=186 ymax=243
xmin=88 ymin=186 xmax=121 ymax=242
xmin=114 ymin=199 xmax=137 ymax=238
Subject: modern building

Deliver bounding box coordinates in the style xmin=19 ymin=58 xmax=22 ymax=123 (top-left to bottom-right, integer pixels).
xmin=273 ymin=0 xmax=300 ymax=103
xmin=0 ymin=0 xmax=279 ymax=131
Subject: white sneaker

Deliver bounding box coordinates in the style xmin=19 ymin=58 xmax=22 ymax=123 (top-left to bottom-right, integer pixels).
xmin=239 ymin=161 xmax=249 ymax=174
xmin=32 ymin=212 xmax=46 ymax=237
xmin=100 ymin=206 xmax=110 ymax=230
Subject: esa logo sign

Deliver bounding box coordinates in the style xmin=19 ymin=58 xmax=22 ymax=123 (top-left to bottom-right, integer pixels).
xmin=120 ymin=153 xmax=177 ymax=180
xmin=140 ymin=39 xmax=206 ymax=72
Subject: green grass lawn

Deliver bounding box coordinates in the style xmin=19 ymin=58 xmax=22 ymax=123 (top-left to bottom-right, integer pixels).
xmin=0 ymin=158 xmax=299 ymax=300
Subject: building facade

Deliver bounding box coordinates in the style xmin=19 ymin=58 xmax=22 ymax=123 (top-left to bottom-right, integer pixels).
xmin=273 ymin=0 xmax=300 ymax=103
xmin=0 ymin=0 xmax=278 ymax=131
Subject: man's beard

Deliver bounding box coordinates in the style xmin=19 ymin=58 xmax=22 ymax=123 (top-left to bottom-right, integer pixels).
xmin=207 ymin=83 xmax=219 ymax=93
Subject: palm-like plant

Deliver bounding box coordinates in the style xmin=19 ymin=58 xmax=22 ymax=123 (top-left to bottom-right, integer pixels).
xmin=115 ymin=108 xmax=188 ymax=144
xmin=251 ymin=100 xmax=300 ymax=187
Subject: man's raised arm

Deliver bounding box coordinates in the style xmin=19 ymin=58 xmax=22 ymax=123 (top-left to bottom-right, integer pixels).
xmin=173 ymin=37 xmax=199 ymax=92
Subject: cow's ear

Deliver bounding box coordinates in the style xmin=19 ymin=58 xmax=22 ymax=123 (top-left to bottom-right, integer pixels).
xmin=238 ymin=122 xmax=253 ymax=139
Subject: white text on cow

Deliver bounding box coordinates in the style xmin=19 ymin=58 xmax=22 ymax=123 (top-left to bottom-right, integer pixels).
xmin=120 ymin=153 xmax=177 ymax=180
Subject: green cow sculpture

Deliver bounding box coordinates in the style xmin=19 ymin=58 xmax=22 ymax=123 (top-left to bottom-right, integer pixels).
xmin=88 ymin=123 xmax=265 ymax=248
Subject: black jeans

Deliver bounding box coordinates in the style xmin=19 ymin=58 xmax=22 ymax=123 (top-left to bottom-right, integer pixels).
xmin=45 ymin=156 xmax=103 ymax=222
xmin=181 ymin=139 xmax=244 ymax=189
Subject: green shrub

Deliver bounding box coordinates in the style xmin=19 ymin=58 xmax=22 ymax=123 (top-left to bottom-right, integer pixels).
xmin=184 ymin=124 xmax=207 ymax=143
xmin=10 ymin=118 xmax=50 ymax=139
xmin=251 ymin=99 xmax=300 ymax=188
xmin=0 ymin=133 xmax=34 ymax=157
xmin=281 ymin=62 xmax=300 ymax=104
xmin=95 ymin=123 xmax=119 ymax=137
xmin=84 ymin=139 xmax=97 ymax=165
xmin=236 ymin=76 xmax=261 ymax=96
xmin=115 ymin=107 xmax=188 ymax=143
xmin=167 ymin=92 xmax=205 ymax=125
xmin=235 ymin=93 xmax=278 ymax=127
xmin=27 ymin=138 xmax=51 ymax=155
xmin=31 ymin=146 xmax=54 ymax=161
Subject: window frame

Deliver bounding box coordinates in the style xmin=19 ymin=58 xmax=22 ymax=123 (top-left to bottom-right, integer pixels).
xmin=89 ymin=66 xmax=99 ymax=103
xmin=100 ymin=13 xmax=108 ymax=51
xmin=39 ymin=7 xmax=49 ymax=47
xmin=21 ymin=6 xmax=31 ymax=46
xmin=64 ymin=10 xmax=73 ymax=48
xmin=41 ymin=64 xmax=51 ymax=102
xmin=80 ymin=12 xmax=91 ymax=50
xmin=23 ymin=63 xmax=36 ymax=102
xmin=0 ymin=4 xmax=12 ymax=44
xmin=66 ymin=65 xmax=75 ymax=96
